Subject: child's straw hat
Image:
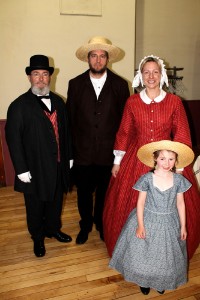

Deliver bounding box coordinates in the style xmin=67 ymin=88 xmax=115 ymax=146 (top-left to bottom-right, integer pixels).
xmin=137 ymin=140 xmax=194 ymax=168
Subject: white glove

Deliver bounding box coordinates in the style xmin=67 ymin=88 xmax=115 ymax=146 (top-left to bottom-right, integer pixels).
xmin=70 ymin=160 xmax=73 ymax=169
xmin=17 ymin=171 xmax=32 ymax=183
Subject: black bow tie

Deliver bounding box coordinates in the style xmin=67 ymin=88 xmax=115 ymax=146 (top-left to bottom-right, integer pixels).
xmin=37 ymin=95 xmax=50 ymax=100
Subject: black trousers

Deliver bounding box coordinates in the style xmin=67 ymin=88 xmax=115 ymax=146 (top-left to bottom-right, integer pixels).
xmin=24 ymin=164 xmax=64 ymax=241
xmin=73 ymin=164 xmax=112 ymax=233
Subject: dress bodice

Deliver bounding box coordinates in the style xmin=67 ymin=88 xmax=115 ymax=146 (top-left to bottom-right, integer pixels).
xmin=114 ymin=93 xmax=192 ymax=151
xmin=134 ymin=172 xmax=191 ymax=214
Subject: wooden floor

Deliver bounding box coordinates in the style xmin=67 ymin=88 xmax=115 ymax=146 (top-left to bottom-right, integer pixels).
xmin=0 ymin=187 xmax=200 ymax=300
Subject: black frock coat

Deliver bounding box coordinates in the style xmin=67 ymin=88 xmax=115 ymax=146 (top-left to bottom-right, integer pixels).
xmin=5 ymin=89 xmax=72 ymax=201
xmin=66 ymin=69 xmax=130 ymax=166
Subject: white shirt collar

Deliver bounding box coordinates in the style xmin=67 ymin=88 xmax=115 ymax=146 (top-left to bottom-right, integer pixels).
xmin=90 ymin=72 xmax=107 ymax=98
xmin=90 ymin=71 xmax=107 ymax=84
xmin=139 ymin=89 xmax=166 ymax=104
xmin=41 ymin=98 xmax=51 ymax=111
xmin=37 ymin=95 xmax=51 ymax=110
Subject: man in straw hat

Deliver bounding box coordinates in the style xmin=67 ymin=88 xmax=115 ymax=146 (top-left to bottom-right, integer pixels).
xmin=5 ymin=55 xmax=73 ymax=257
xmin=66 ymin=36 xmax=130 ymax=244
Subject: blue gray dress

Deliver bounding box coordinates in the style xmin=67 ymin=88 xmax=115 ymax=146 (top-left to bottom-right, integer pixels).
xmin=109 ymin=172 xmax=192 ymax=291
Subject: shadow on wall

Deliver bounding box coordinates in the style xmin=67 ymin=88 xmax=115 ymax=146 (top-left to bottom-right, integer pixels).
xmin=192 ymin=39 xmax=200 ymax=99
xmin=182 ymin=100 xmax=200 ymax=156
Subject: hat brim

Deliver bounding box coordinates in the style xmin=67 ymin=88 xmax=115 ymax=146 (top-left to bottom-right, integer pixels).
xmin=137 ymin=140 xmax=194 ymax=169
xmin=76 ymin=43 xmax=120 ymax=62
xmin=25 ymin=66 xmax=54 ymax=75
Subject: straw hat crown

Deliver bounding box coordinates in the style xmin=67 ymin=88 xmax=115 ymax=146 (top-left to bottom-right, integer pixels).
xmin=137 ymin=140 xmax=194 ymax=169
xmin=76 ymin=36 xmax=120 ymax=62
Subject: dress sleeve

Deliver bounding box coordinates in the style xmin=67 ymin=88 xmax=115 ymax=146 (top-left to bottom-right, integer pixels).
xmin=114 ymin=96 xmax=137 ymax=151
xmin=177 ymin=174 xmax=192 ymax=193
xmin=133 ymin=174 xmax=149 ymax=191
xmin=171 ymin=95 xmax=192 ymax=147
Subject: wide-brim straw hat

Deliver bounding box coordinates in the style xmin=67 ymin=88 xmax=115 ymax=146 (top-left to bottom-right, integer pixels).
xmin=137 ymin=140 xmax=194 ymax=169
xmin=76 ymin=36 xmax=121 ymax=62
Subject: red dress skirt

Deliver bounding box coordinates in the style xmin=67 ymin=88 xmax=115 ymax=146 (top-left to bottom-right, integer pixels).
xmin=103 ymin=93 xmax=200 ymax=260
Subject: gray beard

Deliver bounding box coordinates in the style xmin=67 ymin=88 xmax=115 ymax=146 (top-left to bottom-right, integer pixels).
xmin=31 ymin=86 xmax=50 ymax=96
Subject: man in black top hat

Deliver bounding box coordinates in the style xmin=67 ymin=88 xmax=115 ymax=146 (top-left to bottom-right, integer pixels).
xmin=5 ymin=55 xmax=73 ymax=257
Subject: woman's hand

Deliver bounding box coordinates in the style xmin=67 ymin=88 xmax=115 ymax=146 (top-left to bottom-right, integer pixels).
xmin=112 ymin=164 xmax=120 ymax=178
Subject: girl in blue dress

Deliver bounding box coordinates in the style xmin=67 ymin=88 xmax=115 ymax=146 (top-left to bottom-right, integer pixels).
xmin=109 ymin=140 xmax=194 ymax=295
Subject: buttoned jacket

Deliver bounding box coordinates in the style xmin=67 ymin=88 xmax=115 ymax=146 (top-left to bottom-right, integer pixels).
xmin=5 ymin=89 xmax=72 ymax=200
xmin=66 ymin=69 xmax=130 ymax=165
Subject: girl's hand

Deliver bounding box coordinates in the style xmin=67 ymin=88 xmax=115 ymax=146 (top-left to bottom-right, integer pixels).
xmin=180 ymin=227 xmax=187 ymax=240
xmin=136 ymin=226 xmax=146 ymax=239
xmin=112 ymin=164 xmax=120 ymax=178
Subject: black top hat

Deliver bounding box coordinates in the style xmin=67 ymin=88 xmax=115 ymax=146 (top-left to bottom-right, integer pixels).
xmin=25 ymin=55 xmax=54 ymax=75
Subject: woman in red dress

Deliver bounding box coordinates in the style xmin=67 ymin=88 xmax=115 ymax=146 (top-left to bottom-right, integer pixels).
xmin=103 ymin=55 xmax=200 ymax=260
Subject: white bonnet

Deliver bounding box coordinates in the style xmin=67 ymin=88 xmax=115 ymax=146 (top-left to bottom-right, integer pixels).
xmin=132 ymin=55 xmax=169 ymax=89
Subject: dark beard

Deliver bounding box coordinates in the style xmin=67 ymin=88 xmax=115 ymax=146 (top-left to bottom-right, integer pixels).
xmin=90 ymin=66 xmax=107 ymax=75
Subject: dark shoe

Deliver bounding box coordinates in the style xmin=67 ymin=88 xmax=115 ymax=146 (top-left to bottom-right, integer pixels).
xmin=46 ymin=231 xmax=72 ymax=243
xmin=76 ymin=230 xmax=89 ymax=244
xmin=157 ymin=290 xmax=165 ymax=294
xmin=33 ymin=240 xmax=45 ymax=257
xmin=95 ymin=225 xmax=104 ymax=241
xmin=140 ymin=286 xmax=150 ymax=295
xmin=95 ymin=224 xmax=100 ymax=231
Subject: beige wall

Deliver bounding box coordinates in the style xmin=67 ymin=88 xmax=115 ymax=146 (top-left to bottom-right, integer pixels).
xmin=1 ymin=0 xmax=199 ymax=120
xmin=136 ymin=0 xmax=200 ymax=100
xmin=0 ymin=0 xmax=135 ymax=119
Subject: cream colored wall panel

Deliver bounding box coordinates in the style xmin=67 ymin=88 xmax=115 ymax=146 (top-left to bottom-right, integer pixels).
xmin=59 ymin=0 xmax=102 ymax=16
xmin=136 ymin=0 xmax=200 ymax=100
xmin=0 ymin=0 xmax=135 ymax=119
